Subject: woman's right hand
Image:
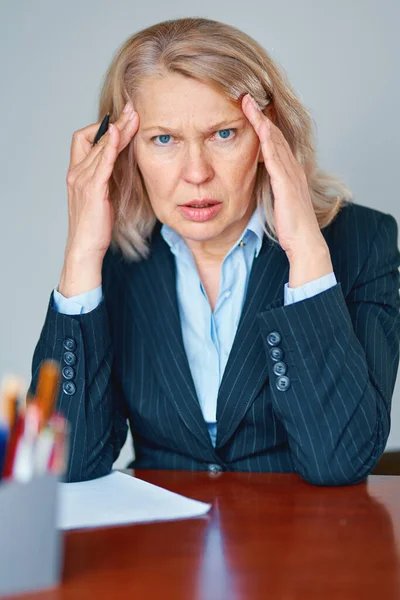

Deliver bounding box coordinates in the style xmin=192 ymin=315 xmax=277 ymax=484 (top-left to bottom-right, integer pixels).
xmin=59 ymin=101 xmax=139 ymax=297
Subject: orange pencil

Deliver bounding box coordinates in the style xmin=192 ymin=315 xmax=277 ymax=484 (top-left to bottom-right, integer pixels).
xmin=35 ymin=360 xmax=61 ymax=428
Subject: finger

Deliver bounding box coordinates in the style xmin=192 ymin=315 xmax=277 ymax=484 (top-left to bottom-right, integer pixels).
xmin=242 ymin=94 xmax=293 ymax=175
xmin=115 ymin=110 xmax=139 ymax=154
xmin=69 ymin=120 xmax=107 ymax=170
xmin=69 ymin=105 xmax=137 ymax=170
xmin=85 ymin=113 xmax=138 ymax=182
xmin=94 ymin=109 xmax=139 ymax=156
xmin=70 ymin=121 xmax=121 ymax=194
xmin=90 ymin=121 xmax=126 ymax=188
xmin=75 ymin=111 xmax=139 ymax=178
xmin=242 ymin=94 xmax=298 ymax=181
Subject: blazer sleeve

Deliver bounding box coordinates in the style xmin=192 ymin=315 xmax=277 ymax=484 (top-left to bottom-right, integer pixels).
xmin=258 ymin=212 xmax=400 ymax=486
xmin=29 ymin=255 xmax=129 ymax=482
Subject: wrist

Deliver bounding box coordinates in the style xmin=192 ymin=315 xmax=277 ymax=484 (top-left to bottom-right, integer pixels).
xmin=288 ymin=245 xmax=333 ymax=288
xmin=59 ymin=253 xmax=104 ymax=298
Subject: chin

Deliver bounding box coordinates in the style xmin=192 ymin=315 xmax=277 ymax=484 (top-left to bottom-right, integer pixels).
xmin=178 ymin=222 xmax=223 ymax=242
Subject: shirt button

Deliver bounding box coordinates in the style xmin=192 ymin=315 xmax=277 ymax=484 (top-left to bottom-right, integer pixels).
xmin=267 ymin=331 xmax=282 ymax=346
xmin=62 ymin=381 xmax=76 ymax=396
xmin=273 ymin=361 xmax=287 ymax=376
xmin=63 ymin=351 xmax=77 ymax=366
xmin=225 ymin=290 xmax=231 ymax=298
xmin=208 ymin=464 xmax=223 ymax=473
xmin=63 ymin=338 xmax=76 ymax=352
xmin=270 ymin=347 xmax=284 ymax=362
xmin=62 ymin=366 xmax=75 ymax=380
xmin=276 ymin=375 xmax=291 ymax=392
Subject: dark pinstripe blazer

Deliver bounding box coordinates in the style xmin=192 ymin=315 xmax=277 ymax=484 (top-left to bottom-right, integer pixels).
xmin=30 ymin=201 xmax=400 ymax=485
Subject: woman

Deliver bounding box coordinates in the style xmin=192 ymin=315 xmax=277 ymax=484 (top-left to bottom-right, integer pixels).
xmin=31 ymin=17 xmax=400 ymax=485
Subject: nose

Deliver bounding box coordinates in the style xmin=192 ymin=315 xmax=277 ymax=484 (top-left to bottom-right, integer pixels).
xmin=181 ymin=143 xmax=214 ymax=185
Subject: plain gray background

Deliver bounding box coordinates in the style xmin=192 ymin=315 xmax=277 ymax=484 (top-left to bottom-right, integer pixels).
xmin=1 ymin=0 xmax=399 ymax=469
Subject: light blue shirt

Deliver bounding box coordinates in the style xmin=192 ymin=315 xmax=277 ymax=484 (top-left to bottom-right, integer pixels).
xmin=53 ymin=209 xmax=337 ymax=447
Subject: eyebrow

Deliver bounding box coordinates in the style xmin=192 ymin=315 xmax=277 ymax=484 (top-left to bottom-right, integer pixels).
xmin=141 ymin=117 xmax=246 ymax=135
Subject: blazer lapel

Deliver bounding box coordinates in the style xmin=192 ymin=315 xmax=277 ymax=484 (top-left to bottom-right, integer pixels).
xmin=121 ymin=224 xmax=213 ymax=452
xmin=216 ymin=236 xmax=290 ymax=448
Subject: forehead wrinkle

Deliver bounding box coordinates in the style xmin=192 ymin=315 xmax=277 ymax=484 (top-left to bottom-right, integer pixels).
xmin=141 ymin=117 xmax=246 ymax=135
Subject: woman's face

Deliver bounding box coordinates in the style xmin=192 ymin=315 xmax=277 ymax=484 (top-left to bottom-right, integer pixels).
xmin=134 ymin=73 xmax=263 ymax=251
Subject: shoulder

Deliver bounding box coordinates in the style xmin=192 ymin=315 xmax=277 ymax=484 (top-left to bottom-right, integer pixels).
xmin=326 ymin=200 xmax=395 ymax=233
xmin=323 ymin=201 xmax=399 ymax=294
xmin=323 ymin=200 xmax=398 ymax=253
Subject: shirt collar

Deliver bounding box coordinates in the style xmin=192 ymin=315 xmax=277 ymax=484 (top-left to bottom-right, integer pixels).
xmin=242 ymin=205 xmax=265 ymax=258
xmin=161 ymin=204 xmax=266 ymax=258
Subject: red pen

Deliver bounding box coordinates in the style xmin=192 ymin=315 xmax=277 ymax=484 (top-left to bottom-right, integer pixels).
xmin=47 ymin=413 xmax=69 ymax=476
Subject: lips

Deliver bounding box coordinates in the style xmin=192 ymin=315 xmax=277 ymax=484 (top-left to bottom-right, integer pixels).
xmin=179 ymin=202 xmax=223 ymax=222
xmin=182 ymin=199 xmax=221 ymax=208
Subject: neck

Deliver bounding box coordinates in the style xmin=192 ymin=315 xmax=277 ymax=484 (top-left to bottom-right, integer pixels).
xmin=183 ymin=201 xmax=256 ymax=270
xmin=185 ymin=236 xmax=236 ymax=271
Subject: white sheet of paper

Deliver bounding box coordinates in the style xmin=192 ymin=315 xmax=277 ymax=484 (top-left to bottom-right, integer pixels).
xmin=58 ymin=471 xmax=212 ymax=530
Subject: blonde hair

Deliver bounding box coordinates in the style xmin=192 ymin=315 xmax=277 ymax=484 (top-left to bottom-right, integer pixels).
xmin=98 ymin=17 xmax=352 ymax=260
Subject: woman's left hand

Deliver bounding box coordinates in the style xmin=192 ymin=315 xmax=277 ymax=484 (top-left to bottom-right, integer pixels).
xmin=242 ymin=93 xmax=334 ymax=288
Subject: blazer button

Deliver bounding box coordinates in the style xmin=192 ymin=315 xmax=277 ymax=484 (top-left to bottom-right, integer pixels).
xmin=208 ymin=464 xmax=223 ymax=473
xmin=62 ymin=381 xmax=76 ymax=396
xmin=270 ymin=347 xmax=284 ymax=362
xmin=276 ymin=375 xmax=291 ymax=392
xmin=273 ymin=361 xmax=287 ymax=376
xmin=63 ymin=351 xmax=76 ymax=366
xmin=267 ymin=331 xmax=281 ymax=346
xmin=62 ymin=366 xmax=75 ymax=380
xmin=63 ymin=337 xmax=76 ymax=352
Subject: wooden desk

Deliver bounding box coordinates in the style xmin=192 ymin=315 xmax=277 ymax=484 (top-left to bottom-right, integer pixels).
xmin=12 ymin=471 xmax=400 ymax=600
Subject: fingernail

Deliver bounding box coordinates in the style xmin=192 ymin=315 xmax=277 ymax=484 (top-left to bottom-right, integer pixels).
xmin=123 ymin=101 xmax=133 ymax=114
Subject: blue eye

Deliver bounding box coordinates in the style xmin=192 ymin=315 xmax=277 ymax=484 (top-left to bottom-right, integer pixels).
xmin=152 ymin=129 xmax=236 ymax=146
xmin=216 ymin=129 xmax=234 ymax=140
xmin=154 ymin=134 xmax=172 ymax=145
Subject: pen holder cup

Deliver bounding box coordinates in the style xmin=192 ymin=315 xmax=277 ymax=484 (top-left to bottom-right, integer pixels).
xmin=0 ymin=474 xmax=63 ymax=597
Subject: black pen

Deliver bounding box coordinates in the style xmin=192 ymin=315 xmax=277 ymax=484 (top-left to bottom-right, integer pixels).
xmin=92 ymin=113 xmax=110 ymax=147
